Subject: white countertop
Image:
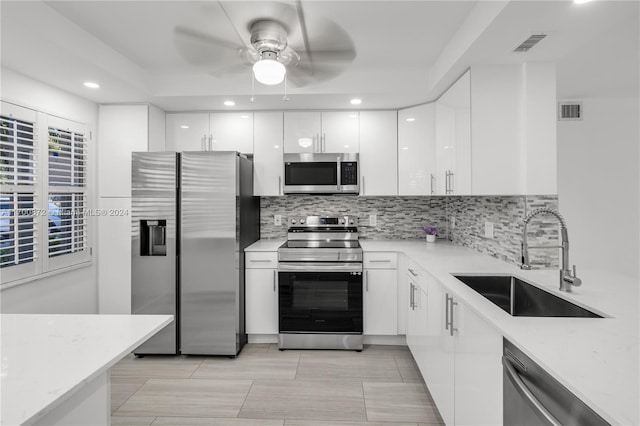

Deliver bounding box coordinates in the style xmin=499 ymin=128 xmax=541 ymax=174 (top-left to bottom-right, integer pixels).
xmin=246 ymin=239 xmax=285 ymax=251
xmin=0 ymin=314 xmax=173 ymax=426
xmin=246 ymin=238 xmax=639 ymax=424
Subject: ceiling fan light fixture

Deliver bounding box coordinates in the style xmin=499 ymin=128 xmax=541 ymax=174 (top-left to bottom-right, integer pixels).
xmin=253 ymin=57 xmax=286 ymax=86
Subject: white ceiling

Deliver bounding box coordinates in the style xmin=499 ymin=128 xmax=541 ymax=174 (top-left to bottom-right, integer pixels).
xmin=1 ymin=1 xmax=638 ymax=112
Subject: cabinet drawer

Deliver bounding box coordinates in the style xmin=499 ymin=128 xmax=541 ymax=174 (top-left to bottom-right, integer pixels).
xmin=363 ymin=252 xmax=398 ymax=269
xmin=245 ymin=252 xmax=278 ymax=268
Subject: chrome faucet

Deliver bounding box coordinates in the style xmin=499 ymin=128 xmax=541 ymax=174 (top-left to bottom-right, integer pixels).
xmin=521 ymin=208 xmax=582 ymax=292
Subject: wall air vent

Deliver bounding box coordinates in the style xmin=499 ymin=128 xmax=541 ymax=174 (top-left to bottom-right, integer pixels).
xmin=513 ymin=33 xmax=547 ymax=53
xmin=558 ymin=102 xmax=583 ymax=121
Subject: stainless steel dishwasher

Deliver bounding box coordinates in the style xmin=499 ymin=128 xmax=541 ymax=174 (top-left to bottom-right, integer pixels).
xmin=503 ymin=339 xmax=610 ymax=426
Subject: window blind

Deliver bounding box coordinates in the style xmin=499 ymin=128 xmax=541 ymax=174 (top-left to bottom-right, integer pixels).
xmin=1 ymin=114 xmax=37 ymax=268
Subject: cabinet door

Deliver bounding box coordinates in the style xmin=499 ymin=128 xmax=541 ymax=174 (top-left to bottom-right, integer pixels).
xmin=437 ymin=70 xmax=471 ymax=195
xmin=453 ymin=299 xmax=503 ymax=426
xmin=165 ymin=113 xmax=209 ymax=151
xmin=245 ymin=268 xmax=278 ymax=334
xmin=209 ymin=112 xmax=254 ymax=154
xmin=321 ymin=111 xmax=359 ymax=153
xmin=435 ymin=103 xmax=454 ymax=195
xmin=364 ymin=269 xmax=398 ymax=335
xmin=359 ymin=111 xmax=398 ymax=195
xmin=283 ymin=112 xmax=321 ymax=153
xmin=423 ymin=278 xmax=455 ymax=426
xmin=398 ymin=104 xmax=436 ymax=195
xmin=406 ymin=268 xmax=427 ymax=369
xmin=253 ymin=112 xmax=284 ymax=196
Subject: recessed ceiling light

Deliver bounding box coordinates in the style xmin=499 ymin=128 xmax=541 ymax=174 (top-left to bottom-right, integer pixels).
xmin=350 ymin=98 xmax=362 ymax=105
xmin=344 ymin=145 xmax=350 ymax=148
xmin=274 ymin=145 xmax=280 ymax=149
xmin=240 ymin=115 xmax=249 ymax=119
xmin=349 ymin=114 xmax=357 ymax=118
xmin=406 ymin=117 xmax=415 ymax=122
xmin=224 ymin=100 xmax=235 ymax=107
xmin=402 ymin=147 xmax=409 ymax=150
xmin=83 ymin=81 xmax=100 ymax=89
xmin=573 ymin=0 xmax=592 ymax=3
xmin=180 ymin=125 xmax=189 ymax=129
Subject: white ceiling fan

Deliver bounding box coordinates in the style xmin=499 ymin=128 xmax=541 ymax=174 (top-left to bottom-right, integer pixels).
xmin=173 ymin=1 xmax=357 ymax=87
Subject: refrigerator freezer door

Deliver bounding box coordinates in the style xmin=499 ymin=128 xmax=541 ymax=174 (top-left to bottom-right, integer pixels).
xmin=180 ymin=151 xmax=239 ymax=355
xmin=131 ymin=152 xmax=178 ymax=354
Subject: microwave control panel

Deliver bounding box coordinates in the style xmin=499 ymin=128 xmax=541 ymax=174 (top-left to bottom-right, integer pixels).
xmin=341 ymin=162 xmax=358 ymax=185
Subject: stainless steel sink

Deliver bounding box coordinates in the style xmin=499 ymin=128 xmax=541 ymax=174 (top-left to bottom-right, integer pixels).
xmin=453 ymin=275 xmax=603 ymax=318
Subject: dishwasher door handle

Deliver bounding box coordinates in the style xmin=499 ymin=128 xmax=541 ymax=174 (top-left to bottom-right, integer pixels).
xmin=502 ymin=356 xmax=562 ymax=426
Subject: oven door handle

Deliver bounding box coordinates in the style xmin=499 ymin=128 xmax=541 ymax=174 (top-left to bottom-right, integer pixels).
xmin=278 ymin=262 xmax=363 ymax=272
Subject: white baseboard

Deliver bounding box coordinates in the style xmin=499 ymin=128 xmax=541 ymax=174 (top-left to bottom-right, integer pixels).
xmin=247 ymin=334 xmax=278 ymax=344
xmin=363 ymin=335 xmax=407 ymax=346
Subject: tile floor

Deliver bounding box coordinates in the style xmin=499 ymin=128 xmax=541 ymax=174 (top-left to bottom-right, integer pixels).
xmin=111 ymin=344 xmax=444 ymax=425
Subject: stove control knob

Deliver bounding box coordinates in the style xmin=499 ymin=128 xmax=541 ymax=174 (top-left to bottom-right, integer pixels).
xmin=300 ymin=219 xmax=305 ymax=224
xmin=291 ymin=219 xmax=297 ymax=224
xmin=349 ymin=219 xmax=355 ymax=225
xmin=339 ymin=219 xmax=345 ymax=224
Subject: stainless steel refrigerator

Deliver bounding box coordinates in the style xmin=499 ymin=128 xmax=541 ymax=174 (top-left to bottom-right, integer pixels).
xmin=131 ymin=151 xmax=259 ymax=355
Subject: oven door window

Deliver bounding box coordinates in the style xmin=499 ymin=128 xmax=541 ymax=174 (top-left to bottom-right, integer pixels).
xmin=284 ymin=162 xmax=337 ymax=186
xmin=279 ymin=272 xmax=363 ymax=333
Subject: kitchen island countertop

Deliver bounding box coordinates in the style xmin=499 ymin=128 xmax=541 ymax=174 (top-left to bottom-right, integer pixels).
xmin=0 ymin=314 xmax=173 ymax=425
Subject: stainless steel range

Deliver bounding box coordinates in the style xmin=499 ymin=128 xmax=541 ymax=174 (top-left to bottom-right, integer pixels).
xmin=278 ymin=216 xmax=363 ymax=350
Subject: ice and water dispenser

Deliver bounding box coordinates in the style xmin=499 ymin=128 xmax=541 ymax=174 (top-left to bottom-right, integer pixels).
xmin=140 ymin=220 xmax=167 ymax=256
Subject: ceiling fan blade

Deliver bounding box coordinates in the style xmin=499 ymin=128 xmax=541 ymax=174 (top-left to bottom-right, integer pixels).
xmin=210 ymin=62 xmax=253 ymax=78
xmin=175 ymin=25 xmax=242 ymax=50
xmin=174 ymin=25 xmax=249 ymax=67
xmin=287 ymin=60 xmax=345 ymax=87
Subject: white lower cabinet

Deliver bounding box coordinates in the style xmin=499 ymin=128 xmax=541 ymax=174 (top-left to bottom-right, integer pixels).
xmin=363 ymin=252 xmax=398 ymax=335
xmin=408 ymin=264 xmax=503 ymax=426
xmin=245 ymin=253 xmax=278 ymax=335
xmin=364 ymin=269 xmax=398 ymax=335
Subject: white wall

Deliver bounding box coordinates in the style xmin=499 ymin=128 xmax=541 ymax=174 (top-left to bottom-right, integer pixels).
xmin=557 ymin=97 xmax=639 ymax=279
xmin=0 ymin=68 xmax=99 ymax=313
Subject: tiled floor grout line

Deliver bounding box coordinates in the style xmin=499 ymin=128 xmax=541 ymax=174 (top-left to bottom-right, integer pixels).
xmin=235 ymin=379 xmax=255 ymax=419
xmin=111 ymin=378 xmax=151 ymax=417
xmin=361 ymin=380 xmax=370 ymax=422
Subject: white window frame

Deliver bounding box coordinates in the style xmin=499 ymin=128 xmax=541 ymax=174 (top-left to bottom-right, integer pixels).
xmin=0 ymin=101 xmax=91 ymax=286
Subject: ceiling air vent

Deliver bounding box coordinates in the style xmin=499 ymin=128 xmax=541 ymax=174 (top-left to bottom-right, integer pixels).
xmin=558 ymin=102 xmax=583 ymax=121
xmin=513 ymin=33 xmax=547 ymax=53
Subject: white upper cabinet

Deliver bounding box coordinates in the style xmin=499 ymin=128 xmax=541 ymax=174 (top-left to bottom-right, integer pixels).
xmin=166 ymin=113 xmax=209 ymax=152
xmin=166 ymin=112 xmax=253 ymax=154
xmin=283 ymin=112 xmax=322 ymax=153
xmin=398 ymin=104 xmax=436 ymax=195
xmin=283 ymin=111 xmax=359 ymax=153
xmin=209 ymin=112 xmax=254 ymax=154
xmin=359 ymin=111 xmax=398 ymax=195
xmin=321 ymin=111 xmax=359 ymax=153
xmin=470 ymin=63 xmax=556 ymax=195
xmin=435 ymin=70 xmax=471 ymax=195
xmin=253 ymin=112 xmax=284 ymax=196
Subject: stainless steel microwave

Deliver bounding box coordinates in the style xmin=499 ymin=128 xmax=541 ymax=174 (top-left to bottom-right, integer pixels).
xmin=283 ymin=153 xmax=359 ymax=194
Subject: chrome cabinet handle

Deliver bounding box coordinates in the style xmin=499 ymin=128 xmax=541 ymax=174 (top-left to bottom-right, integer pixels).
xmin=370 ymin=260 xmax=391 ymax=263
xmin=430 ymin=174 xmax=435 ymax=195
xmin=250 ymin=259 xmax=272 ymax=263
xmin=208 ymin=134 xmax=213 ymax=151
xmin=445 ymin=293 xmax=450 ymax=331
xmin=273 ymin=270 xmax=276 ymax=292
xmin=201 ymin=134 xmax=207 ymax=151
xmin=361 ymin=176 xmax=365 ymax=195
xmin=365 ymin=270 xmax=369 ymax=292
xmin=322 ymin=133 xmax=326 ymax=152
xmin=278 ymin=176 xmax=282 ymax=195
xmin=408 ymin=268 xmax=418 ymax=277
xmin=503 ymin=357 xmax=562 ymax=426
xmin=450 ymin=297 xmax=458 ymax=336
xmin=410 ymin=283 xmax=415 ymax=309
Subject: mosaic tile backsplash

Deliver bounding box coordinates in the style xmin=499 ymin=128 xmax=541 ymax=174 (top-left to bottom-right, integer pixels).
xmin=260 ymin=194 xmax=559 ymax=268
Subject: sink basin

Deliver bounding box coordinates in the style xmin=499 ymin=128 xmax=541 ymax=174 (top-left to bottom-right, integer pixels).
xmin=453 ymin=275 xmax=603 ymax=318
